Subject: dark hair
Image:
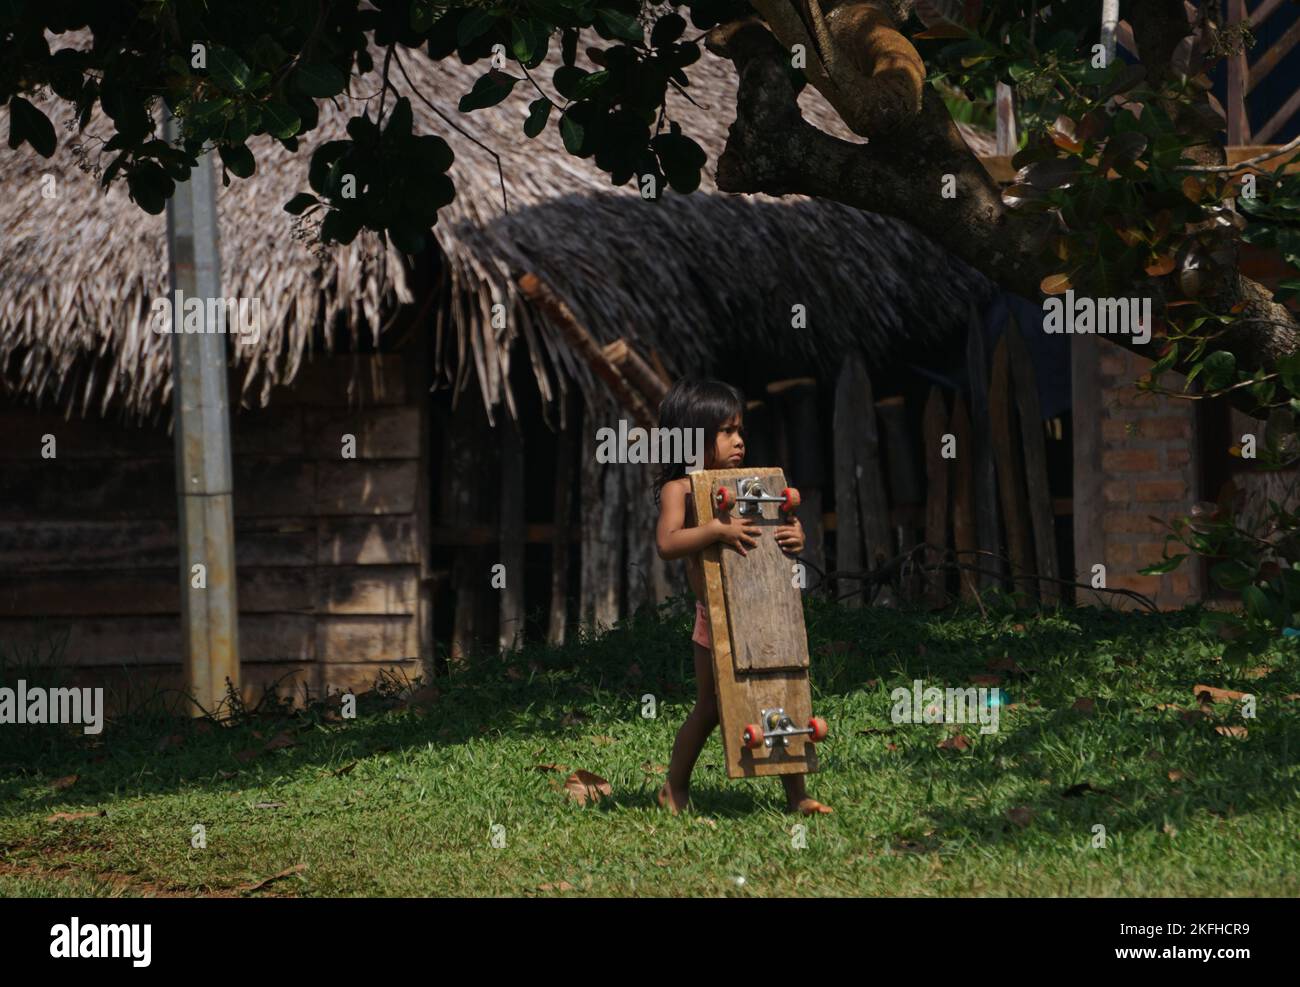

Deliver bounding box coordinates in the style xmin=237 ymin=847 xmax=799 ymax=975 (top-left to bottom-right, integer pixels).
xmin=651 ymin=378 xmax=745 ymax=506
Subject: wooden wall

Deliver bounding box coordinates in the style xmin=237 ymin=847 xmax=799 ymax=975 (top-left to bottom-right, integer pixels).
xmin=0 ymin=354 xmax=428 ymax=707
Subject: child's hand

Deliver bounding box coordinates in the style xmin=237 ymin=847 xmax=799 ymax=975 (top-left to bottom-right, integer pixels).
xmin=776 ymin=516 xmax=804 ymax=555
xmin=711 ymin=515 xmax=761 ymax=556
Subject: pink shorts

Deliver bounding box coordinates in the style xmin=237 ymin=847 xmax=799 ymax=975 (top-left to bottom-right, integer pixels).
xmin=692 ymin=600 xmax=712 ymax=649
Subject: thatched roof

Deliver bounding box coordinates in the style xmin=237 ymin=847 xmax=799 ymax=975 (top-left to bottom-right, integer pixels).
xmin=0 ymin=33 xmax=997 ymax=425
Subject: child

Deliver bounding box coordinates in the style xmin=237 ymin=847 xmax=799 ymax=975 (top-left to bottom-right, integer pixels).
xmin=652 ymin=378 xmax=832 ymax=816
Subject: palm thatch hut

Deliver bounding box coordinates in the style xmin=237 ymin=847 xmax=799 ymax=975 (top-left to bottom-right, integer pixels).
xmin=0 ymin=36 xmax=1000 ymax=702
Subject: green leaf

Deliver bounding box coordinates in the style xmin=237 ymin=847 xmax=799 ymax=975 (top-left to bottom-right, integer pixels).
xmin=218 ymin=142 xmax=256 ymax=179
xmin=524 ymin=97 xmax=552 ymax=138
xmin=511 ymin=18 xmax=550 ymax=68
xmin=7 ymin=96 xmax=55 ymax=157
xmin=261 ymin=100 xmax=301 ymax=139
xmin=458 ymin=71 xmax=520 ymax=112
xmin=573 ymin=69 xmax=609 ymax=99
xmin=1202 ymin=350 xmax=1237 ymax=391
xmin=1139 ymin=554 xmax=1187 ymax=576
xmin=560 ymin=109 xmax=587 ymax=155
xmin=595 ymin=8 xmax=644 ymax=43
xmin=284 ymin=192 xmax=320 ymax=215
xmin=295 ymin=63 xmax=347 ymax=98
xmin=1242 ymin=584 xmax=1272 ymax=622
xmin=1211 ymin=560 xmax=1255 ymax=592
xmin=457 ymin=9 xmax=499 ymax=48
xmin=208 ymin=46 xmax=253 ymax=92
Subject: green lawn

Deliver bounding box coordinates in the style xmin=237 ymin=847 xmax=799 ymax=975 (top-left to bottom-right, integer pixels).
xmin=2 ymin=597 xmax=1298 ymax=897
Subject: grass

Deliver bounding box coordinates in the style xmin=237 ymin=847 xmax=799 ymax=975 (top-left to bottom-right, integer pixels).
xmin=1 ymin=595 xmax=1298 ymax=897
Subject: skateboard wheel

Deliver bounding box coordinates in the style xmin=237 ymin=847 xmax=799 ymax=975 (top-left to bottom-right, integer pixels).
xmin=808 ymin=716 xmax=828 ymax=742
xmin=714 ymin=486 xmax=734 ymax=512
xmin=781 ymin=487 xmax=801 ymax=513
xmin=742 ymin=724 xmax=764 ymax=749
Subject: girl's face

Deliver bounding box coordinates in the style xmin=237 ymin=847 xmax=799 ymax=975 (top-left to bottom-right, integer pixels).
xmin=710 ymin=413 xmax=745 ymax=468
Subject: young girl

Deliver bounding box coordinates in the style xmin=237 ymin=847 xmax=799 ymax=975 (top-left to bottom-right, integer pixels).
xmin=652 ymin=378 xmax=832 ymax=816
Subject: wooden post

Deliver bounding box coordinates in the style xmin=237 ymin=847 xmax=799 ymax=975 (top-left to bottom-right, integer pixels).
xmin=922 ymin=386 xmax=950 ymax=608
xmin=950 ymin=396 xmax=978 ymax=601
xmin=966 ymin=312 xmax=1004 ymax=591
xmin=831 ymin=353 xmax=893 ymax=604
xmin=1227 ymin=0 xmax=1251 ymax=144
xmin=603 ymin=338 xmax=670 ymax=407
xmin=547 ymin=390 xmax=576 ymax=646
xmin=833 ymin=364 xmax=865 ymax=606
xmin=989 ymin=336 xmax=1036 ymax=602
xmin=498 ymin=413 xmax=525 ymax=653
xmin=580 ymin=394 xmax=624 ymax=633
xmin=164 ymin=114 xmax=240 ymax=717
xmin=876 ymin=395 xmax=923 ymax=601
xmin=1005 ymin=318 xmax=1061 ymax=604
xmin=767 ymin=378 xmax=824 ymax=590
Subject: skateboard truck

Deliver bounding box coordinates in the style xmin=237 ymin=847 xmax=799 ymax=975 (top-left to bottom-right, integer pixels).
xmin=741 ymin=708 xmax=829 ymax=750
xmin=714 ymin=478 xmax=801 ymax=518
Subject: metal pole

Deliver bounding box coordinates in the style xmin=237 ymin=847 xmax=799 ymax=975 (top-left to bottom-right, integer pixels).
xmin=164 ymin=113 xmax=241 ymax=716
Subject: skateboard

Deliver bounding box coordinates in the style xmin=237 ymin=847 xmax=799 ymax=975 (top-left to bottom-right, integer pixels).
xmin=688 ymin=467 xmax=828 ymax=779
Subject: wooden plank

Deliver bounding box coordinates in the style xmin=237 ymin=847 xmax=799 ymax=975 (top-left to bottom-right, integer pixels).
xmin=0 ymin=460 xmax=175 ymax=519
xmin=0 ymin=567 xmax=313 ymax=617
xmin=989 ymin=336 xmax=1036 ymax=601
xmin=833 ymin=357 xmax=866 ymax=606
xmin=304 ymin=406 xmax=420 ymax=459
xmin=689 ymin=468 xmax=817 ymax=779
xmin=317 ymin=566 xmax=419 ymax=615
xmin=317 ymin=516 xmax=420 ymax=565
xmin=0 ymin=410 xmax=172 ymax=459
xmin=272 ymin=355 xmax=408 ymax=407
xmin=1005 ymin=320 xmax=1061 ymax=604
xmin=1247 ymin=15 xmax=1300 ymax=94
xmin=1250 ymin=0 xmax=1287 ymax=27
xmin=579 ymin=396 xmax=624 ymax=634
xmin=315 ymin=460 xmax=417 ymax=515
xmin=1255 ymin=88 xmax=1300 ymax=145
xmin=966 ymin=316 xmax=1004 ymax=590
xmin=602 ymin=338 xmax=669 ymax=407
xmin=922 ymin=387 xmax=950 ymax=609
xmin=950 ymin=396 xmax=977 ymax=602
xmin=876 ymin=395 xmax=922 ymax=602
xmin=233 ymin=459 xmax=318 ymax=517
xmin=1228 ymin=0 xmax=1251 ymax=143
xmin=548 ymin=391 xmax=575 ymax=646
xmin=317 ymin=615 xmax=417 ymax=662
xmin=230 ymin=407 xmax=303 ymax=456
xmin=715 ymin=475 xmax=808 ymax=672
xmin=1074 ymin=331 xmax=1107 ymax=594
xmin=781 ymin=380 xmax=826 ymax=586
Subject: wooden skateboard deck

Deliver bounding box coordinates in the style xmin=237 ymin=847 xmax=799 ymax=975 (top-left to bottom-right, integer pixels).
xmin=689 ymin=467 xmax=821 ymax=779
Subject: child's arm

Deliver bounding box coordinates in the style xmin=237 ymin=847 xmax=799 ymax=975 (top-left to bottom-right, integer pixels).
xmin=656 ymin=480 xmax=760 ymax=560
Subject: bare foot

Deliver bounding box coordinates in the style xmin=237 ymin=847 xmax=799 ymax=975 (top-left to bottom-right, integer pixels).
xmin=787 ymin=797 xmax=833 ymax=815
xmin=658 ymin=782 xmax=689 ymax=815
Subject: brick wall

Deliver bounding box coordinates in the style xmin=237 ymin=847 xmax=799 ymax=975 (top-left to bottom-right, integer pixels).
xmin=1093 ymin=339 xmax=1204 ymax=608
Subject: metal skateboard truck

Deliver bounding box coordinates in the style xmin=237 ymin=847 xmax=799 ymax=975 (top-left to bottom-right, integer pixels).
xmin=713 ymin=477 xmax=801 ymax=517
xmin=742 ymin=707 xmax=829 ymax=750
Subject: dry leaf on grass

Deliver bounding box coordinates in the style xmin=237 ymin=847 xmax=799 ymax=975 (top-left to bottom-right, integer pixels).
xmin=588 ymin=735 xmax=616 ymax=746
xmin=46 ymin=810 xmax=105 ymax=822
xmin=560 ymin=710 xmax=589 ymax=726
xmin=562 ymin=770 xmax=611 ymax=805
xmin=938 ymin=734 xmax=971 ymax=751
xmin=234 ymin=749 xmax=259 ymax=764
xmin=48 ymin=775 xmax=77 ymax=791
xmin=263 ymin=731 xmax=298 ymax=752
xmin=694 ymin=816 xmax=718 ymax=829
xmin=1214 ymin=725 xmax=1248 ymax=738
xmin=640 ymin=762 xmax=666 ymax=775
xmin=239 ymin=863 xmax=306 ymax=894
xmin=537 ymin=881 xmax=575 ymax=892
xmin=1194 ymin=684 xmax=1247 ymax=704
xmin=216 ymin=769 xmax=238 ymax=780
xmin=1061 ymin=782 xmax=1105 ymax=798
xmin=1007 ymin=806 xmax=1034 ymax=828
xmin=333 ymin=761 xmax=357 ymax=777
xmin=1072 ymin=698 xmax=1096 ymax=714
xmin=253 ymin=801 xmax=285 ymax=809
xmin=533 ymin=763 xmax=568 ymax=773
xmin=1167 ymin=770 xmax=1187 ymax=782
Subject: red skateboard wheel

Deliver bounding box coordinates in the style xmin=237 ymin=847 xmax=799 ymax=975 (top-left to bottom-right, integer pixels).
xmin=808 ymin=716 xmax=828 ymax=742
xmin=714 ymin=486 xmax=734 ymax=512
xmin=781 ymin=487 xmax=800 ymax=513
xmin=742 ymin=723 xmax=764 ymax=749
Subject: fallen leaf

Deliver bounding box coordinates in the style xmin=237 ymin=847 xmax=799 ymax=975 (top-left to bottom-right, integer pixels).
xmin=938 ymin=734 xmax=971 ymax=751
xmin=538 ymin=881 xmax=575 ymax=892
xmin=560 ymin=710 xmax=589 ymax=727
xmin=217 ymin=769 xmax=238 ymax=780
xmin=534 ymin=763 xmax=568 ymax=773
xmin=234 ymin=749 xmax=260 ymax=764
xmin=1167 ymin=770 xmax=1186 ymax=782
xmin=588 ymin=734 xmax=616 ymax=746
xmin=640 ymin=762 xmax=666 ymax=775
xmin=46 ymin=810 xmax=105 ymax=822
xmin=1012 ymin=623 xmax=1026 ymax=633
xmin=333 ymin=761 xmax=357 ymax=777
xmin=193 ymin=720 xmax=214 ymax=735
xmin=857 ymin=727 xmax=897 ymax=735
xmin=49 ymin=774 xmax=78 ymax=791
xmin=865 ymin=678 xmax=879 ymax=689
xmin=694 ymin=816 xmax=717 ymax=829
xmin=562 ymin=770 xmax=611 ymax=805
xmin=1072 ymin=698 xmax=1096 ymax=714
xmin=1244 ymin=666 xmax=1272 ymax=679
xmin=239 ymin=863 xmax=307 ymax=894
xmin=263 ymin=731 xmax=298 ymax=752
xmin=1162 ymin=821 xmax=1179 ymax=837
xmin=1194 ymin=684 xmax=1247 ymax=704
xmin=886 ymin=743 xmax=899 ymax=752
xmin=1214 ymin=725 xmax=1248 ymax=738
xmin=505 ymin=666 xmax=525 ymax=681
xmin=253 ymin=801 xmax=285 ymax=809
xmin=1007 ymin=806 xmax=1034 ymax=828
